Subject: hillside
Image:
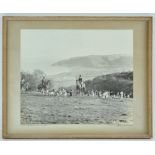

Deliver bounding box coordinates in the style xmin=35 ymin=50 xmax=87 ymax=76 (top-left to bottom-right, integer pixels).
xmin=85 ymin=71 xmax=133 ymax=95
xmin=52 ymin=54 xmax=132 ymax=69
xmin=50 ymin=54 xmax=133 ymax=88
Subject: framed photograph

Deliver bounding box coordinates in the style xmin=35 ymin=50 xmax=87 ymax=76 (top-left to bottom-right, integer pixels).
xmin=2 ymin=16 xmax=152 ymax=139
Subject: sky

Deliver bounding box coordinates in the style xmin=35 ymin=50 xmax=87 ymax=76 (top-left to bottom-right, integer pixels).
xmin=21 ymin=29 xmax=133 ymax=74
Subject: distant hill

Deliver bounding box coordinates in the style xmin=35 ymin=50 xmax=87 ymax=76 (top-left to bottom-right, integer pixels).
xmin=52 ymin=54 xmax=132 ymax=69
xmin=85 ymin=71 xmax=133 ymax=95
xmin=50 ymin=54 xmax=133 ymax=88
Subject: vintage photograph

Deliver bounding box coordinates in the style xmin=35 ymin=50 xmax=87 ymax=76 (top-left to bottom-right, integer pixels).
xmin=20 ymin=29 xmax=133 ymax=125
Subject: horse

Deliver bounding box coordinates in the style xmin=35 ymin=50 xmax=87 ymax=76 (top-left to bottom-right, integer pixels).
xmin=76 ymin=80 xmax=86 ymax=95
xmin=37 ymin=80 xmax=50 ymax=95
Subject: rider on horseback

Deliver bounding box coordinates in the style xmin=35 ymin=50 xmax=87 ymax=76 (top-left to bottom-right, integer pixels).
xmin=42 ymin=76 xmax=46 ymax=89
xmin=76 ymin=74 xmax=86 ymax=95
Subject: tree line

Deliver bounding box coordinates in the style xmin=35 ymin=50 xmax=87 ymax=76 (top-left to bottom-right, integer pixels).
xmin=21 ymin=70 xmax=53 ymax=91
xmin=85 ymin=71 xmax=133 ymax=96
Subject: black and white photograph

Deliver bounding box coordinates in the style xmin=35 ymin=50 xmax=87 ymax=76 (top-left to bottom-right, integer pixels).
xmin=20 ymin=29 xmax=133 ymax=125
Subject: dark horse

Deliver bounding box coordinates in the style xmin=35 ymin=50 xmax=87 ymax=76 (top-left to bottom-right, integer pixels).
xmin=37 ymin=80 xmax=50 ymax=95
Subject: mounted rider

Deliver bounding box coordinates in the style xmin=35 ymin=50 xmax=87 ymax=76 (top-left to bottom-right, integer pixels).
xmin=41 ymin=76 xmax=46 ymax=89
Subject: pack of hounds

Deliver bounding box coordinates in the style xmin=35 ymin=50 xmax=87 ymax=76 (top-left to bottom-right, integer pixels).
xmin=21 ymin=75 xmax=133 ymax=99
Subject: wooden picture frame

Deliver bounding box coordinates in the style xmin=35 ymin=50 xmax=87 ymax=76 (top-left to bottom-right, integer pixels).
xmin=2 ymin=16 xmax=152 ymax=139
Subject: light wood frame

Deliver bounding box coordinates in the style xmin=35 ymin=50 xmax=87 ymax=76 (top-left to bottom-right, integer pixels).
xmin=2 ymin=16 xmax=152 ymax=139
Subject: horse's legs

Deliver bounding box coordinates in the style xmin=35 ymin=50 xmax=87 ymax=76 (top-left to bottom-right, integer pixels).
xmin=76 ymin=85 xmax=80 ymax=95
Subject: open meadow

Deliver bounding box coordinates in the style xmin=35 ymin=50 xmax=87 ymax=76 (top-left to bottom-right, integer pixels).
xmin=21 ymin=93 xmax=133 ymax=125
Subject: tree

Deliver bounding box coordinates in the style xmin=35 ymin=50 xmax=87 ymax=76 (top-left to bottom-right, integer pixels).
xmin=33 ymin=69 xmax=46 ymax=88
xmin=21 ymin=70 xmax=54 ymax=91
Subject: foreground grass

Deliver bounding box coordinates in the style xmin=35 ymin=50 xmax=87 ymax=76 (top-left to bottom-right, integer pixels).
xmin=21 ymin=93 xmax=133 ymax=125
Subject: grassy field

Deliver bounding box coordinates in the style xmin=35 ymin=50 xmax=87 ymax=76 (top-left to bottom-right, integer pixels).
xmin=21 ymin=93 xmax=133 ymax=125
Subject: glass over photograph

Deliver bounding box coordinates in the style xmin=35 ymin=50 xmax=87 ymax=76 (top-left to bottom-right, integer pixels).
xmin=20 ymin=29 xmax=133 ymax=125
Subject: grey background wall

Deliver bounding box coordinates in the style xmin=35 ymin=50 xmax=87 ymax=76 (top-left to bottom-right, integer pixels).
xmin=0 ymin=13 xmax=154 ymax=140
